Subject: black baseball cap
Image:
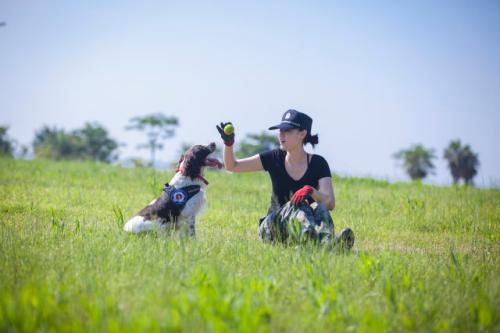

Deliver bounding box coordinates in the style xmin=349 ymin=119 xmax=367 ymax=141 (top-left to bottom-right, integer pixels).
xmin=268 ymin=109 xmax=312 ymax=134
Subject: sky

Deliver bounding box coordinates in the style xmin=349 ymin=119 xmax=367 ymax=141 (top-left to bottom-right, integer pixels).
xmin=1 ymin=1 xmax=500 ymax=187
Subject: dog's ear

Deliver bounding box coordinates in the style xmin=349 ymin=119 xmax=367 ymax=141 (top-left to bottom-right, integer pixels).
xmin=182 ymin=153 xmax=202 ymax=179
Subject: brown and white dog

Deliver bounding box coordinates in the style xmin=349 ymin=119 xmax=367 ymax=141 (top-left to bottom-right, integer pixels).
xmin=124 ymin=142 xmax=222 ymax=236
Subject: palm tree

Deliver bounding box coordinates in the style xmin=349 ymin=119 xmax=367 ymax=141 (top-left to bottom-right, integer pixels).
xmin=393 ymin=144 xmax=436 ymax=180
xmin=443 ymin=140 xmax=461 ymax=184
xmin=443 ymin=140 xmax=479 ymax=185
xmin=461 ymin=145 xmax=479 ymax=185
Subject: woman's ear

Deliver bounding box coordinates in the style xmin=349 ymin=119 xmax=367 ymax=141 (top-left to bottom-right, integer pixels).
xmin=299 ymin=129 xmax=308 ymax=140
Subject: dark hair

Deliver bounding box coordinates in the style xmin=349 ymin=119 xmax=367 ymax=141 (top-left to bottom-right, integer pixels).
xmin=303 ymin=132 xmax=319 ymax=148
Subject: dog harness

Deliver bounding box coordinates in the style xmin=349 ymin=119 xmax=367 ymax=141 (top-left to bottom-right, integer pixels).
xmin=160 ymin=183 xmax=201 ymax=222
xmin=164 ymin=183 xmax=201 ymax=206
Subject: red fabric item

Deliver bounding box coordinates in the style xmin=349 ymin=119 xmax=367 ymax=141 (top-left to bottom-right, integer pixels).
xmin=291 ymin=185 xmax=314 ymax=205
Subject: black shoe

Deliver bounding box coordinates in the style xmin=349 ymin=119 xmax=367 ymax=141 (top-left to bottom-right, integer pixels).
xmin=334 ymin=228 xmax=355 ymax=250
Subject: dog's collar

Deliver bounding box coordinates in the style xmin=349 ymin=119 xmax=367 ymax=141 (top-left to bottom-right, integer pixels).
xmin=175 ymin=167 xmax=209 ymax=186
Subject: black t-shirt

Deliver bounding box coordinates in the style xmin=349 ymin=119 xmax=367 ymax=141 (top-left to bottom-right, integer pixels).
xmin=259 ymin=149 xmax=332 ymax=212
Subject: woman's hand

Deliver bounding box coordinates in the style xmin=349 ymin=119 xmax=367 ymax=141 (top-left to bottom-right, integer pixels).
xmin=216 ymin=122 xmax=235 ymax=147
xmin=291 ymin=185 xmax=314 ymax=206
xmin=291 ymin=181 xmax=335 ymax=210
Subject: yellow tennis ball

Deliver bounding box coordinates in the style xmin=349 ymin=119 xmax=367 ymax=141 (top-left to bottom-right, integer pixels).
xmin=224 ymin=124 xmax=234 ymax=135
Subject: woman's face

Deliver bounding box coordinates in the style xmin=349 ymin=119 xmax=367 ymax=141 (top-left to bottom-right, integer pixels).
xmin=278 ymin=128 xmax=307 ymax=151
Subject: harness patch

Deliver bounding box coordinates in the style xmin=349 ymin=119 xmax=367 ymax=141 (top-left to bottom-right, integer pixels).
xmin=170 ymin=188 xmax=188 ymax=205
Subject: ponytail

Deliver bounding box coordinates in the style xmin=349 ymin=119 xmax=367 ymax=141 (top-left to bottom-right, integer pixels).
xmin=304 ymin=133 xmax=319 ymax=148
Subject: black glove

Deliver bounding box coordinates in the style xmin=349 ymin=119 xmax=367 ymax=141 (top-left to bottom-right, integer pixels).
xmin=216 ymin=122 xmax=235 ymax=147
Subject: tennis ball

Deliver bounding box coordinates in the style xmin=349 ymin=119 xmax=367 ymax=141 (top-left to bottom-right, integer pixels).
xmin=224 ymin=124 xmax=234 ymax=135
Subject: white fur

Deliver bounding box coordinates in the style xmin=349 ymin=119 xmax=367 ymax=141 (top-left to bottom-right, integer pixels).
xmin=124 ymin=172 xmax=207 ymax=235
xmin=123 ymin=216 xmax=165 ymax=233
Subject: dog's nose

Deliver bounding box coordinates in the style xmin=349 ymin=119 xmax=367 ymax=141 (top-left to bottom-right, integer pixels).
xmin=208 ymin=142 xmax=216 ymax=152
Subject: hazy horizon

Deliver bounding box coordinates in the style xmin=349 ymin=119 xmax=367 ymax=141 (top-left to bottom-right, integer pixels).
xmin=1 ymin=1 xmax=499 ymax=187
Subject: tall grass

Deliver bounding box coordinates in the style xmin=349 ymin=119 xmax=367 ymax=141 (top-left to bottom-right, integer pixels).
xmin=1 ymin=157 xmax=498 ymax=332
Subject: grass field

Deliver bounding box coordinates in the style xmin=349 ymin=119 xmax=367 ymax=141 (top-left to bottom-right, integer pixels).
xmin=1 ymin=157 xmax=499 ymax=332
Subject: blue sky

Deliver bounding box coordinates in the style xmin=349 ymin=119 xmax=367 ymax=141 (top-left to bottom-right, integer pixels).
xmin=1 ymin=1 xmax=499 ymax=186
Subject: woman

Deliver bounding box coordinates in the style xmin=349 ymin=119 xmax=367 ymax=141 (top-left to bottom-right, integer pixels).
xmin=216 ymin=109 xmax=354 ymax=248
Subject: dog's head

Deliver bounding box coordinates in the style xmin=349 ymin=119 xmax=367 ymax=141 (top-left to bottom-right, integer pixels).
xmin=177 ymin=142 xmax=223 ymax=180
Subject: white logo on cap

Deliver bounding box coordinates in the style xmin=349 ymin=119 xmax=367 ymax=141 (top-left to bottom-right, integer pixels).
xmin=284 ymin=112 xmax=291 ymax=120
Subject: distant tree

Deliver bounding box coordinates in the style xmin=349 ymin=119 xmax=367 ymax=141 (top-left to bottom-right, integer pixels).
xmin=75 ymin=122 xmax=119 ymax=162
xmin=33 ymin=126 xmax=82 ymax=160
xmin=0 ymin=126 xmax=15 ymax=157
xmin=443 ymin=140 xmax=479 ymax=185
xmin=236 ymin=131 xmax=279 ymax=158
xmin=443 ymin=140 xmax=462 ymax=184
xmin=33 ymin=123 xmax=118 ymax=162
xmin=393 ymin=144 xmax=436 ymax=180
xmin=126 ymin=113 xmax=179 ymax=166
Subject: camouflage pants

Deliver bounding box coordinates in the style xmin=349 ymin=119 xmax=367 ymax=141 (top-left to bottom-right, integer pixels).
xmin=258 ymin=201 xmax=334 ymax=245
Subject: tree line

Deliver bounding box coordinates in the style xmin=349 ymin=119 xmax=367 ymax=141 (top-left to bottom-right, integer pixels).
xmin=0 ymin=114 xmax=480 ymax=185
xmin=0 ymin=113 xmax=279 ymax=165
